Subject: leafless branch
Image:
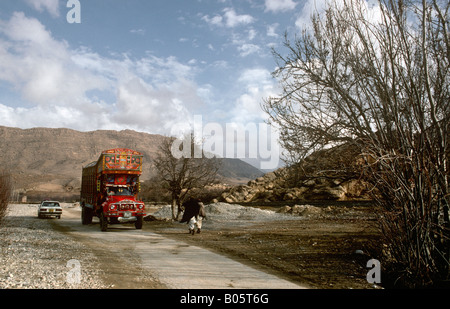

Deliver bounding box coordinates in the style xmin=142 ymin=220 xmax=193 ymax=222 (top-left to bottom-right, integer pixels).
xmin=263 ymin=0 xmax=449 ymax=287
xmin=153 ymin=134 xmax=220 ymax=220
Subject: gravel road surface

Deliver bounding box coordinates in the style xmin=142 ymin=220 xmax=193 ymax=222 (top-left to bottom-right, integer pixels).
xmin=0 ymin=204 xmax=107 ymax=288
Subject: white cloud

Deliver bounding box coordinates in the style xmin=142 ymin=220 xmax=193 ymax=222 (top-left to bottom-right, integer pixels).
xmin=265 ymin=0 xmax=297 ymax=13
xmin=295 ymin=0 xmax=328 ymax=28
xmin=295 ymin=0 xmax=384 ymax=30
xmin=248 ymin=28 xmax=257 ymax=40
xmin=201 ymin=8 xmax=260 ymax=59
xmin=229 ymin=68 xmax=277 ymax=124
xmin=1 ymin=11 xmax=62 ymax=49
xmin=202 ymin=8 xmax=255 ymax=28
xmin=0 ymin=9 xmax=281 ymax=138
xmin=0 ymin=12 xmax=204 ymax=135
xmin=24 ymin=0 xmax=60 ymax=17
xmin=223 ymin=8 xmax=255 ymax=28
xmin=201 ymin=14 xmax=223 ymax=26
xmin=130 ymin=29 xmax=146 ymax=35
xmin=0 ymin=12 xmax=106 ymax=107
xmin=0 ymin=102 xmax=111 ymax=131
xmin=267 ymin=23 xmax=279 ymax=37
xmin=113 ymin=77 xmax=194 ymax=135
xmin=237 ymin=43 xmax=261 ymax=57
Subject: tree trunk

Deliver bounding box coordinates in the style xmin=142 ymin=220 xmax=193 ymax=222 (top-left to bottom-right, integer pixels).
xmin=171 ymin=193 xmax=184 ymax=221
xmin=171 ymin=196 xmax=178 ymax=221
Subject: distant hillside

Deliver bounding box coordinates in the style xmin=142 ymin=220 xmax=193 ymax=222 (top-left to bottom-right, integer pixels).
xmin=218 ymin=158 xmax=264 ymax=184
xmin=0 ymin=126 xmax=262 ymax=202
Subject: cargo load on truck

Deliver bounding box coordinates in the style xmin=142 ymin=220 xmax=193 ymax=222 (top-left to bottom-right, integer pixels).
xmin=80 ymin=148 xmax=146 ymax=231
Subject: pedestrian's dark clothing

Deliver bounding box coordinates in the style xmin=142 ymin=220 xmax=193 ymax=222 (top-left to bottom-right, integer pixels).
xmin=180 ymin=198 xmax=205 ymax=223
xmin=180 ymin=198 xmax=206 ymax=234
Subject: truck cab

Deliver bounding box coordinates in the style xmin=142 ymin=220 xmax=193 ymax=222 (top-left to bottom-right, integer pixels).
xmin=101 ymin=184 xmax=146 ymax=227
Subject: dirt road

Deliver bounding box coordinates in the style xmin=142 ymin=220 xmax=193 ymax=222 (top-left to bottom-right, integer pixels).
xmin=2 ymin=202 xmax=379 ymax=289
xmin=149 ymin=202 xmax=381 ymax=289
xmin=54 ymin=206 xmax=306 ymax=289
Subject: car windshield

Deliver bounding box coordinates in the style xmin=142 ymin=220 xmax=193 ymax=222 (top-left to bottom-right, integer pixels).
xmin=42 ymin=202 xmax=60 ymax=207
xmin=107 ymin=187 xmax=132 ymax=196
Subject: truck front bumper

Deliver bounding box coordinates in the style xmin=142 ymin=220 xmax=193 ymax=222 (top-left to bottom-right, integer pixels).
xmin=105 ymin=211 xmax=146 ymax=218
xmin=117 ymin=216 xmax=137 ymax=223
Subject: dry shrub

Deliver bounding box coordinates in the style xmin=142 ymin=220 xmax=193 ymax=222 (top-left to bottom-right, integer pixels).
xmin=0 ymin=171 xmax=11 ymax=223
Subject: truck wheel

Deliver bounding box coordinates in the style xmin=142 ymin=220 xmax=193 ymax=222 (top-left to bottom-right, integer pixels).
xmin=81 ymin=203 xmax=88 ymax=224
xmin=135 ymin=216 xmax=143 ymax=229
xmin=82 ymin=205 xmax=94 ymax=225
xmin=100 ymin=213 xmax=108 ymax=232
xmin=81 ymin=207 xmax=87 ymax=224
xmin=85 ymin=207 xmax=93 ymax=224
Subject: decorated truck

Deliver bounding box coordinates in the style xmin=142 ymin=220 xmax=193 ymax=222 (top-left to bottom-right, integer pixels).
xmin=80 ymin=148 xmax=145 ymax=231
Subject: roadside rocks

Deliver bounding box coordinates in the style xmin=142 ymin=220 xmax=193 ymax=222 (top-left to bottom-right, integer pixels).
xmin=219 ymin=168 xmax=371 ymax=204
xmin=277 ymin=205 xmax=322 ymax=216
xmin=218 ymin=142 xmax=374 ymax=204
xmin=276 ymin=205 xmax=327 ymax=217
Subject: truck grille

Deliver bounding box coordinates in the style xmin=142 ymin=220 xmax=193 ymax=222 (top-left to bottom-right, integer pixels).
xmin=118 ymin=204 xmax=135 ymax=211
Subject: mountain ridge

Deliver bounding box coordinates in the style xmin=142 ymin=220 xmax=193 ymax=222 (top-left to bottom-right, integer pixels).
xmin=0 ymin=126 xmax=263 ymax=201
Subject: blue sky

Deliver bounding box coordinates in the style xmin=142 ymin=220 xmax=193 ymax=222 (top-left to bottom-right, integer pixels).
xmin=0 ymin=0 xmax=323 ymax=138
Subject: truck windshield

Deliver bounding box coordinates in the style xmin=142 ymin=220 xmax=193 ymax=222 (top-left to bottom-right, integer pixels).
xmin=107 ymin=187 xmax=132 ymax=196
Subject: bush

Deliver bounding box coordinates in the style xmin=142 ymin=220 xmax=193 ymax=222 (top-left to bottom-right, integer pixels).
xmin=0 ymin=171 xmax=11 ymax=223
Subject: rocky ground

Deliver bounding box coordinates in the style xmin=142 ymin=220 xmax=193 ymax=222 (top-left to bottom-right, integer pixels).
xmin=218 ymin=169 xmax=372 ymax=205
xmin=0 ymin=204 xmax=108 ymax=289
xmin=1 ymin=201 xmax=383 ymax=289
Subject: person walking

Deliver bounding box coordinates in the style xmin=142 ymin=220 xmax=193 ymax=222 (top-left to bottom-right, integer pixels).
xmin=180 ymin=197 xmax=206 ymax=235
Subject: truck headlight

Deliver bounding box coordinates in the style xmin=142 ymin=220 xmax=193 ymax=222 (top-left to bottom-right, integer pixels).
xmin=110 ymin=204 xmax=116 ymax=210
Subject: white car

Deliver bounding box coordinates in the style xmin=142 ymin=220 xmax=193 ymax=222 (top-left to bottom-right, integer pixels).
xmin=38 ymin=201 xmax=62 ymax=219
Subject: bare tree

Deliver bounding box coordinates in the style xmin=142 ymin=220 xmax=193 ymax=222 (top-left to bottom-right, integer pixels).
xmin=263 ymin=0 xmax=449 ymax=287
xmin=0 ymin=170 xmax=11 ymax=223
xmin=153 ymin=134 xmax=220 ymax=220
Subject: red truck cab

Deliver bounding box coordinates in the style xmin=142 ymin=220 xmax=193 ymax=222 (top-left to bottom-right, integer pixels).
xmin=80 ymin=148 xmax=145 ymax=231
